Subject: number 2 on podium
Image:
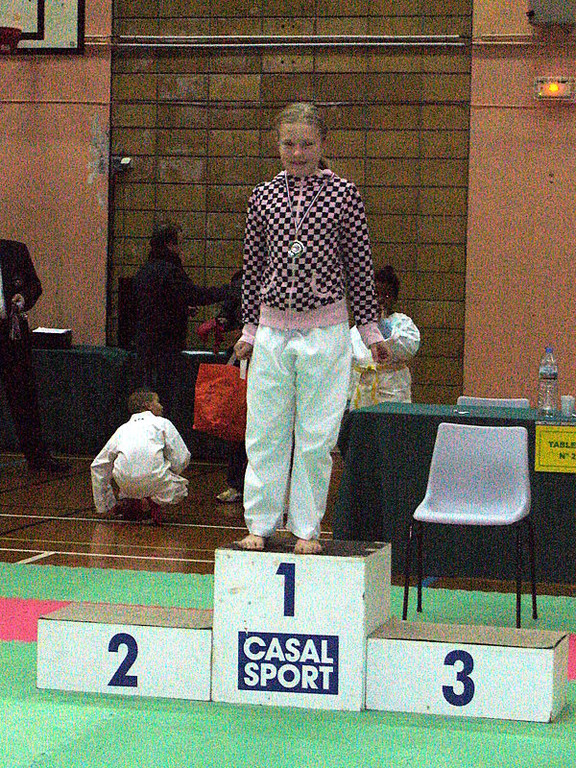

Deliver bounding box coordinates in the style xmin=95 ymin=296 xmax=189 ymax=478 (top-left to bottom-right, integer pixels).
xmin=108 ymin=632 xmax=138 ymax=687
xmin=277 ymin=562 xmax=295 ymax=617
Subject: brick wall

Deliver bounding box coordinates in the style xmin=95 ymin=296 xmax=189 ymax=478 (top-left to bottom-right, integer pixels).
xmin=110 ymin=0 xmax=472 ymax=403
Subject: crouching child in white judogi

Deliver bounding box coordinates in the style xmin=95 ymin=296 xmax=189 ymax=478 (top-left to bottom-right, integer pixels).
xmin=91 ymin=389 xmax=190 ymax=525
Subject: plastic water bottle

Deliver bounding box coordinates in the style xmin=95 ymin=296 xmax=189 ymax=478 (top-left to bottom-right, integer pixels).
xmin=538 ymin=346 xmax=558 ymax=419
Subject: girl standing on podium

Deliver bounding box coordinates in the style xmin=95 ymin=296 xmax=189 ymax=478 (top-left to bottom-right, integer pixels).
xmin=234 ymin=102 xmax=388 ymax=554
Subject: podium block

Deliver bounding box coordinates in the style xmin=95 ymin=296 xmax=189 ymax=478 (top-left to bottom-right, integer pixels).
xmin=366 ymin=618 xmax=568 ymax=722
xmin=37 ymin=603 xmax=213 ymax=701
xmin=211 ymin=541 xmax=391 ymax=710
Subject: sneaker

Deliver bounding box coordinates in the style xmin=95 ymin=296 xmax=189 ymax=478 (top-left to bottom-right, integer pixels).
xmin=217 ymin=487 xmax=242 ymax=503
xmin=146 ymin=498 xmax=164 ymax=526
xmin=112 ymin=498 xmax=145 ymax=521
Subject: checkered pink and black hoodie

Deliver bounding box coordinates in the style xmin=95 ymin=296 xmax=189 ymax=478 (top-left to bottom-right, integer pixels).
xmin=241 ymin=169 xmax=383 ymax=347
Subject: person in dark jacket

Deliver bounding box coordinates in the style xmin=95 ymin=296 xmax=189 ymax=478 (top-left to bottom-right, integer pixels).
xmin=133 ymin=224 xmax=230 ymax=416
xmin=206 ymin=269 xmax=247 ymax=504
xmin=197 ymin=268 xmax=247 ymax=504
xmin=0 ymin=239 xmax=67 ymax=472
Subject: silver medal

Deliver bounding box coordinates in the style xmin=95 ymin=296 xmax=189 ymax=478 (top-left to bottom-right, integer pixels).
xmin=284 ymin=172 xmax=326 ymax=261
xmin=288 ymin=240 xmax=306 ymax=258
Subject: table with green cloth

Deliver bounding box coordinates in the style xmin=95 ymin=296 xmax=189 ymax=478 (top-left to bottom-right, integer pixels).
xmin=334 ymin=402 xmax=575 ymax=584
xmin=0 ymin=346 xmax=230 ymax=460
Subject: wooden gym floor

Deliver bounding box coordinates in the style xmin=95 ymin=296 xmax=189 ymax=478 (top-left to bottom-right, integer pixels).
xmin=1 ymin=450 xmax=574 ymax=597
xmin=0 ymin=452 xmax=343 ymax=575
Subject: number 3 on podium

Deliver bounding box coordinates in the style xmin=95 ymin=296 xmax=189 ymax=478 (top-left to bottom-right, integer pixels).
xmin=443 ymin=649 xmax=475 ymax=707
xmin=276 ymin=563 xmax=295 ymax=617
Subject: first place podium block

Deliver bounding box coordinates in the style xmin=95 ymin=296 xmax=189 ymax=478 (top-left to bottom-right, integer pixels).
xmin=37 ymin=603 xmax=213 ymax=701
xmin=211 ymin=541 xmax=391 ymax=711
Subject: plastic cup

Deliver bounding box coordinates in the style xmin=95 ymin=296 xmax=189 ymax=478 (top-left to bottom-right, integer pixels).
xmin=561 ymin=395 xmax=575 ymax=418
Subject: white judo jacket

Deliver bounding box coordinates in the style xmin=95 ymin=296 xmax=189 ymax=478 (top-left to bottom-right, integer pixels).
xmin=349 ymin=312 xmax=421 ymax=407
xmin=91 ymin=410 xmax=190 ymax=514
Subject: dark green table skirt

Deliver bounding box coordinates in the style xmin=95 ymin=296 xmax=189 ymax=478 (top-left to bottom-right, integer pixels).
xmin=334 ymin=402 xmax=574 ymax=584
xmin=0 ymin=346 xmax=231 ymax=460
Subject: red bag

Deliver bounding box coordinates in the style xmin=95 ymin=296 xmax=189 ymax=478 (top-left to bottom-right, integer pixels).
xmin=193 ymin=359 xmax=247 ymax=442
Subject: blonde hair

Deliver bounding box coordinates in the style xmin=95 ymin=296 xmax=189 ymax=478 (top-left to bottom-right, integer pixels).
xmin=275 ymin=102 xmax=328 ymax=141
xmin=127 ymin=389 xmax=158 ymax=415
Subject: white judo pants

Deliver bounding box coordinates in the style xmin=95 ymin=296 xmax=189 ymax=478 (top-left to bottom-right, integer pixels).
xmin=243 ymin=323 xmax=352 ymax=541
xmin=114 ymin=469 xmax=188 ymax=506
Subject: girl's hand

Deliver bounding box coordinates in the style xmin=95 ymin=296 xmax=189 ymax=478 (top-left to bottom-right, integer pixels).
xmin=370 ymin=341 xmax=390 ymax=365
xmin=234 ymin=340 xmax=253 ymax=360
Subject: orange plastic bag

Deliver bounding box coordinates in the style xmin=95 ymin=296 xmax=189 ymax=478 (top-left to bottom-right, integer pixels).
xmin=193 ymin=360 xmax=247 ymax=442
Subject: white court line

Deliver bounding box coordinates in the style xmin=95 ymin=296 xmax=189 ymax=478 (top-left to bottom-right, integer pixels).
xmin=2 ymin=535 xmax=224 ymax=555
xmin=16 ymin=551 xmax=55 ymax=564
xmin=0 ymin=512 xmax=247 ymax=531
xmin=0 ymin=547 xmax=213 ymax=564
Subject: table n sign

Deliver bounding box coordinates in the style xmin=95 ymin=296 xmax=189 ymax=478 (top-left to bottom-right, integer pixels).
xmin=535 ymin=424 xmax=576 ymax=473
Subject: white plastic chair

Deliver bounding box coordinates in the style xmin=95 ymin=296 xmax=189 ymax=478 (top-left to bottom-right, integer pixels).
xmin=456 ymin=396 xmax=530 ymax=408
xmin=402 ymin=423 xmax=537 ymax=628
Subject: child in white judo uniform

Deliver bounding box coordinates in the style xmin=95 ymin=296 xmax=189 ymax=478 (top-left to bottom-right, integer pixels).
xmin=349 ymin=265 xmax=420 ymax=407
xmin=91 ymin=389 xmax=190 ymax=524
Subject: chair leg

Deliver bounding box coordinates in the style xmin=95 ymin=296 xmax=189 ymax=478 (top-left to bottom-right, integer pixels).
xmin=402 ymin=523 xmax=414 ymax=621
xmin=527 ymin=517 xmax=538 ymax=620
xmin=515 ymin=524 xmax=522 ymax=629
xmin=416 ymin=520 xmax=423 ymax=613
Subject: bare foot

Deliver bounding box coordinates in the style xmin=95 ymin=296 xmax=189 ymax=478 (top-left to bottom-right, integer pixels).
xmin=236 ymin=534 xmax=266 ymax=551
xmin=294 ymin=538 xmax=322 ymax=555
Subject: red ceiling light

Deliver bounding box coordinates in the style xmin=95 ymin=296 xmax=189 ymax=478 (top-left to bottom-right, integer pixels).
xmin=534 ymin=76 xmax=576 ymax=101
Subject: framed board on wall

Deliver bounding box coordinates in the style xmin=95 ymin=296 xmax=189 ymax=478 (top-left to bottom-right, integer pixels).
xmin=0 ymin=0 xmax=85 ymax=53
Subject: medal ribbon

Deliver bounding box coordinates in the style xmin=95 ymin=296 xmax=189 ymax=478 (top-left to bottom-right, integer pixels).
xmin=284 ymin=172 xmax=327 ymax=241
